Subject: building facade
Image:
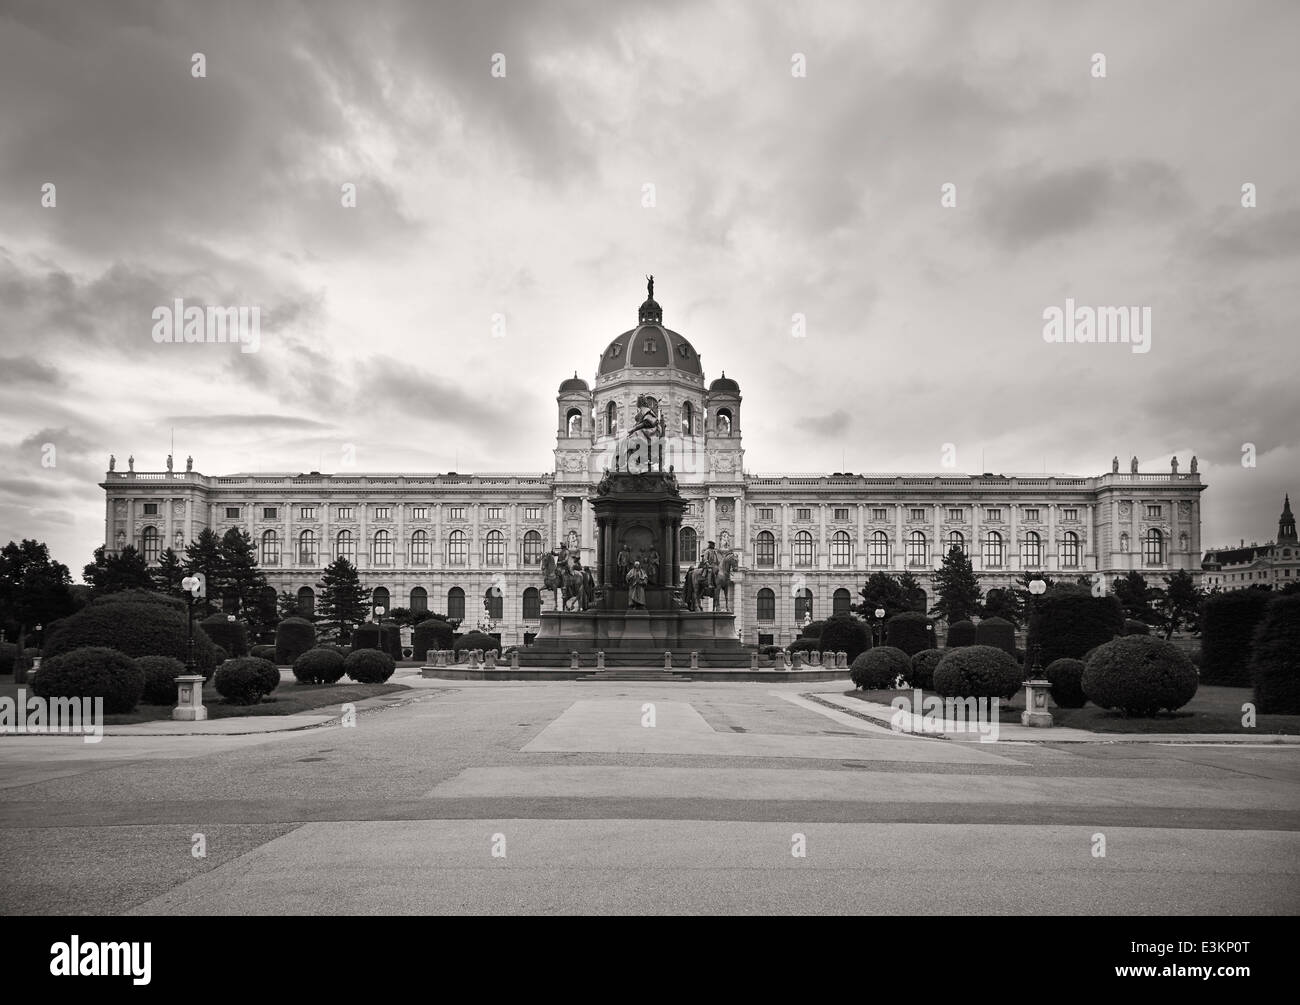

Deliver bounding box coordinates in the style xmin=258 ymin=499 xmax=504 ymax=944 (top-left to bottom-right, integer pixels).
xmin=100 ymin=286 xmax=1208 ymax=644
xmin=1201 ymin=495 xmax=1299 ymax=592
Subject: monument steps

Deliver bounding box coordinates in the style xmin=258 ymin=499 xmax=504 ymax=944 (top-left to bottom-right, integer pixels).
xmin=519 ymin=647 xmax=753 ymax=669
xmin=576 ymin=670 xmax=693 ymax=681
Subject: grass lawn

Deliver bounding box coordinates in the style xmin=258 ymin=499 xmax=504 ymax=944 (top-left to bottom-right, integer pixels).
xmin=0 ymin=675 xmax=409 ymax=725
xmin=841 ymin=683 xmax=1300 ymax=736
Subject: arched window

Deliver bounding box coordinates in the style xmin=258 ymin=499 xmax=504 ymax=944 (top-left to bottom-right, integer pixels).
xmin=373 ymin=530 xmax=393 ymax=566
xmin=410 ymin=530 xmax=430 ymax=565
xmin=335 ymin=529 xmax=355 ymax=562
xmin=756 ymin=588 xmax=776 ymax=622
xmin=1143 ymin=528 xmax=1164 ymax=565
xmin=447 ymin=586 xmax=465 ymax=621
xmin=1061 ymin=531 xmax=1080 ymax=568
xmin=794 ymin=587 xmax=814 ymax=623
xmin=298 ymin=529 xmax=317 ymax=566
xmin=484 ymin=530 xmax=505 ymax=566
xmin=522 ymin=530 xmax=543 ymax=565
xmin=794 ymin=531 xmax=814 ymax=567
xmin=833 ymin=587 xmax=851 ymax=616
xmin=947 ymin=530 xmax=965 ymax=555
xmin=680 ymin=526 xmax=698 ymax=563
xmin=410 ymin=586 xmax=428 ymax=613
xmin=1022 ymin=531 xmax=1042 ymax=568
xmin=522 ymin=587 xmax=541 ymax=620
xmin=682 ymin=401 xmax=694 ymax=435
xmin=984 ymin=531 xmax=1004 ymax=568
xmin=907 ymin=531 xmax=928 ymax=567
xmin=447 ymin=530 xmax=468 ymax=565
xmin=484 ymin=585 xmax=503 ymax=620
xmin=756 ymin=530 xmax=775 ymax=567
xmin=372 ymin=586 xmax=390 ymax=615
xmin=716 ymin=408 xmax=732 ymax=435
xmin=605 ymin=400 xmax=617 ymax=435
xmin=869 ymin=531 xmax=889 ymax=567
xmin=296 ymin=586 xmax=315 ymax=618
xmin=261 ymin=529 xmax=280 ymax=566
xmin=566 ymin=407 xmax=582 ymax=437
xmin=831 ymin=530 xmax=851 ymax=567
xmin=140 ymin=526 xmax=160 ymax=563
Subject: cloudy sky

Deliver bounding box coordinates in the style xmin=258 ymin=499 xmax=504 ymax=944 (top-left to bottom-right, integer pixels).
xmin=1 ymin=0 xmax=1296 ymax=573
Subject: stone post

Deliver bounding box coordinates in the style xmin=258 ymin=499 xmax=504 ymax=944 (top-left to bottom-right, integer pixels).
xmin=510 ymin=650 xmax=520 ymax=669
xmin=690 ymin=650 xmax=699 ymax=669
xmin=663 ymin=651 xmax=672 ymax=670
xmin=468 ymin=651 xmax=480 ymax=669
xmin=750 ymin=651 xmax=759 ymax=671
xmin=484 ymin=649 xmax=497 ymax=669
xmin=792 ymin=651 xmax=803 ymax=670
xmin=596 ymin=650 xmax=605 ymax=669
xmin=173 ymin=674 xmax=208 ymax=721
xmin=570 ymin=651 xmax=580 ymax=669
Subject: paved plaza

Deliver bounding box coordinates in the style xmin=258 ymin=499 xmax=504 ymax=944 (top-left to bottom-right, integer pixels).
xmin=2 ymin=669 xmax=1297 ymax=915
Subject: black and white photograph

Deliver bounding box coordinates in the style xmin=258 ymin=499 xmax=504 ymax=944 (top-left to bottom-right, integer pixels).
xmin=0 ymin=0 xmax=1295 ymax=971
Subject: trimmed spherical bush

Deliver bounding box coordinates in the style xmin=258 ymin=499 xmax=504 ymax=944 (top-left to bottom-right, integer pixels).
xmin=41 ymin=601 xmax=218 ymax=680
xmin=293 ymin=647 xmax=346 ymax=685
xmin=1201 ymin=590 xmax=1272 ymax=686
xmin=817 ymin=615 xmax=871 ymax=664
xmin=933 ymin=645 xmax=1021 ymax=700
xmin=850 ymin=647 xmax=911 ymax=690
xmin=798 ymin=620 xmax=826 ymax=640
xmin=250 ymin=644 xmax=277 ymax=661
xmin=136 ymin=655 xmax=187 ymax=705
xmin=907 ymin=648 xmax=945 ymax=690
xmin=215 ymin=659 xmax=269 ymax=705
xmin=213 ymin=645 xmax=229 ymax=665
xmin=1082 ymin=636 xmax=1198 ymax=715
xmin=786 ymin=637 xmax=820 ymax=656
xmin=1045 ymin=658 xmax=1087 ymax=708
xmin=1250 ymin=594 xmax=1300 ymax=715
xmin=351 ymin=624 xmax=383 ymax=651
xmin=885 ymin=612 xmax=932 ymax=657
xmin=1027 ymin=594 xmax=1124 ymax=667
xmin=1123 ymin=619 xmax=1152 ymax=636
xmin=456 ymin=631 xmax=500 ymax=657
xmin=32 ymin=646 xmax=145 ymax=714
xmin=345 ymin=648 xmax=395 ymax=684
xmin=946 ymin=620 xmax=976 ymax=648
xmin=275 ymin=617 xmax=317 ymax=666
xmin=975 ymin=617 xmax=1016 ymax=656
xmin=94 ymin=589 xmax=186 ymax=611
xmin=413 ymin=618 xmax=455 ymax=661
xmin=199 ymin=615 xmax=249 ymax=657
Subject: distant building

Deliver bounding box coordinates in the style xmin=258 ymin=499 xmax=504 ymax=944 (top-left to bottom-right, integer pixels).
xmin=1202 ymin=495 xmax=1299 ymax=591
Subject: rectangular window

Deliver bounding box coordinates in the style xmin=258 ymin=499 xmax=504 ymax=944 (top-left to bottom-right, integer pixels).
xmin=758 ymin=507 xmax=773 ymax=520
xmin=224 ymin=507 xmax=241 ymax=519
xmin=525 ymin=506 xmax=541 ymax=520
xmin=948 ymin=508 xmax=963 ymax=522
xmin=986 ymin=508 xmax=1001 ymax=522
xmin=1063 ymin=508 xmax=1078 ymax=522
xmin=263 ymin=507 xmax=278 ymax=520
xmin=872 ymin=508 xmax=887 ymax=522
xmin=143 ymin=503 xmax=159 ymax=516
xmin=486 ymin=506 xmax=503 ymax=520
xmin=910 ymin=508 xmax=926 ymax=521
xmin=412 ymin=506 xmax=428 ymax=520
xmin=796 ymin=507 xmax=811 ymax=521
xmin=374 ymin=506 xmax=391 ymax=519
xmin=1024 ymin=508 xmax=1039 ymax=522
xmin=448 ymin=506 xmax=465 ymax=520
xmin=1147 ymin=505 xmax=1162 ymax=519
xmin=300 ymin=506 xmax=315 ymax=520
xmin=834 ymin=507 xmax=849 ymax=521
xmin=337 ymin=506 xmax=353 ymax=520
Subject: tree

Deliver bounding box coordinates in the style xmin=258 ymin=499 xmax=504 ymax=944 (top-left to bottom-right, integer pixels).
xmin=183 ymin=529 xmax=225 ymax=616
xmin=219 ymin=528 xmax=268 ymax=622
xmin=278 ymin=590 xmax=301 ymax=619
xmin=932 ymin=546 xmax=982 ymax=624
xmin=1012 ymin=571 xmax=1055 ymax=624
xmin=316 ymin=557 xmax=371 ymax=643
xmin=1113 ymin=571 xmax=1161 ymax=625
xmin=897 ymin=571 xmax=927 ymax=613
xmin=151 ymin=547 xmax=187 ymax=597
xmin=1158 ymin=569 xmax=1203 ymax=638
xmin=983 ymin=587 xmax=1021 ymax=625
xmin=83 ymin=545 xmax=154 ymax=596
xmin=0 ymin=539 xmax=77 ymax=641
xmin=851 ymin=573 xmax=910 ymax=621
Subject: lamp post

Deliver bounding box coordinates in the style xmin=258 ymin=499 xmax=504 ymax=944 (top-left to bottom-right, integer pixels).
xmin=1021 ymin=577 xmax=1052 ymax=727
xmin=874 ymin=607 xmax=886 ymax=647
xmin=175 ymin=576 xmax=208 ymax=721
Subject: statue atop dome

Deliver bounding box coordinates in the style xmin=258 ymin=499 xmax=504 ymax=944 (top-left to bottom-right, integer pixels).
xmin=646 ymin=274 xmax=654 ymax=299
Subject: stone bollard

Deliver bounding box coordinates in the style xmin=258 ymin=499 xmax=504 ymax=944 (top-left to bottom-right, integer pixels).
xmin=792 ymin=651 xmax=803 ymax=670
xmin=690 ymin=650 xmax=699 ymax=669
xmin=750 ymin=651 xmax=760 ymax=671
xmin=173 ymin=674 xmax=208 ymax=721
xmin=484 ymin=649 xmax=497 ymax=669
xmin=570 ymin=651 xmax=580 ymax=669
xmin=433 ymin=650 xmax=445 ymax=667
xmin=468 ymin=651 xmax=480 ymax=669
xmin=809 ymin=650 xmax=821 ymax=667
xmin=838 ymin=651 xmax=847 ymax=668
xmin=510 ymin=650 xmax=520 ymax=669
xmin=596 ymin=650 xmax=605 ymax=669
xmin=664 ymin=651 xmax=673 ymax=670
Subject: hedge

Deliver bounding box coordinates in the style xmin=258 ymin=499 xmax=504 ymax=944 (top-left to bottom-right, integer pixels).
xmin=907 ymin=648 xmax=945 ymax=690
xmin=275 ymin=618 xmax=317 ymax=666
xmin=292 ymin=647 xmax=347 ymax=685
xmin=946 ymin=620 xmax=976 ymax=648
xmin=94 ymin=589 xmax=186 ymax=611
xmin=932 ymin=645 xmax=1021 ymax=700
xmin=32 ymin=646 xmax=145 ymax=714
xmin=1201 ymin=590 xmax=1272 ymax=686
xmin=200 ymin=615 xmax=249 ymax=657
xmin=1026 ymin=594 xmax=1124 ymax=667
xmin=413 ymin=618 xmax=456 ymax=661
xmin=1045 ymin=658 xmax=1087 ymax=708
xmin=1250 ymin=595 xmax=1300 ymax=714
xmin=351 ymin=623 xmax=402 ymax=661
xmin=42 ymin=601 xmax=218 ymax=680
xmin=817 ymin=614 xmax=871 ymax=664
xmin=345 ymin=648 xmax=396 ymax=684
xmin=850 ymin=647 xmax=910 ymax=690
xmin=136 ymin=655 xmax=187 ymax=705
xmin=975 ymin=616 xmax=1016 ymax=656
xmin=1082 ymin=636 xmax=1198 ymax=715
xmin=885 ymin=612 xmax=932 ymax=657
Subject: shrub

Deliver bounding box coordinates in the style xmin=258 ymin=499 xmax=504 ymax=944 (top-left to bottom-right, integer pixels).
xmin=817 ymin=614 xmax=871 ymax=664
xmin=250 ymin=644 xmax=277 ymax=661
xmin=975 ymin=616 xmax=1016 ymax=656
xmin=351 ymin=623 xmax=402 ymax=660
xmin=1081 ymin=636 xmax=1198 ymax=715
xmin=1026 ymin=594 xmax=1124 ymax=667
xmin=213 ymin=645 xmax=229 ymax=665
xmin=456 ymin=631 xmax=500 ymax=656
xmin=214 ymin=658 xmax=275 ymax=705
xmin=946 ymin=620 xmax=976 ymax=648
xmin=850 ymin=647 xmax=910 ymax=690
xmin=933 ymin=645 xmax=1021 ymax=700
xmin=292 ymin=647 xmax=346 ymax=685
xmin=42 ymin=601 xmax=218 ymax=680
xmin=136 ymin=655 xmax=187 ymax=705
xmin=798 ymin=620 xmax=826 ymax=639
xmin=345 ymin=648 xmax=395 ymax=684
xmin=94 ymin=589 xmax=186 ymax=611
xmin=413 ymin=618 xmax=455 ymax=660
xmin=786 ymin=637 xmax=820 ymax=656
xmin=200 ymin=615 xmax=249 ymax=657
xmin=275 ymin=617 xmax=317 ymax=666
xmin=32 ymin=646 xmax=145 ymax=714
xmin=1 ymin=642 xmax=34 ymax=674
xmin=907 ymin=648 xmax=945 ymax=689
xmin=1201 ymin=591 xmax=1272 ymax=686
xmin=251 ymin=657 xmax=280 ymax=696
xmin=1123 ymin=619 xmax=1152 ymax=636
xmin=1045 ymin=658 xmax=1087 ymax=708
xmin=1250 ymin=595 xmax=1300 ymax=715
xmin=885 ymin=612 xmax=932 ymax=657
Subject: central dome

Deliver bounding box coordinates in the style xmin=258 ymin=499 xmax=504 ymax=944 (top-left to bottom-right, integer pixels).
xmin=598 ymin=277 xmax=703 ymax=378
